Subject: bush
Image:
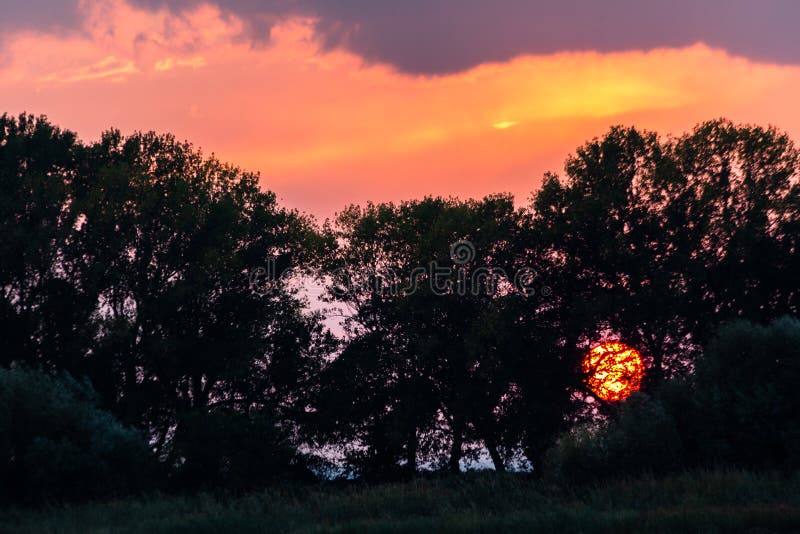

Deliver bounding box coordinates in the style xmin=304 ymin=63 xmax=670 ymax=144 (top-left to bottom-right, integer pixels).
xmin=167 ymin=409 xmax=312 ymax=490
xmin=544 ymin=391 xmax=684 ymax=483
xmin=694 ymin=316 xmax=800 ymax=467
xmin=542 ymin=425 xmax=604 ymax=483
xmin=0 ymin=365 xmax=155 ymax=504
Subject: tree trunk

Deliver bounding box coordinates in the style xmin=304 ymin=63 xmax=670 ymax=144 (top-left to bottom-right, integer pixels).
xmin=485 ymin=436 xmax=505 ymax=472
xmin=449 ymin=419 xmax=463 ymax=474
xmin=406 ymin=426 xmax=418 ymax=474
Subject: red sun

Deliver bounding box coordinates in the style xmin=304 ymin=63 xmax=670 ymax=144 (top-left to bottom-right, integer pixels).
xmin=582 ymin=342 xmax=645 ymax=402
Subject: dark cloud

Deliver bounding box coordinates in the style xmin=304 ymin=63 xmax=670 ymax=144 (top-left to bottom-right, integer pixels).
xmin=0 ymin=0 xmax=82 ymax=32
xmin=130 ymin=0 xmax=800 ymax=73
xmin=6 ymin=1 xmax=800 ymax=74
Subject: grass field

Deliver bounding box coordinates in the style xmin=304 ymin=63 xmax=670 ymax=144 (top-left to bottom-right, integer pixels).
xmin=3 ymin=470 xmax=800 ymax=533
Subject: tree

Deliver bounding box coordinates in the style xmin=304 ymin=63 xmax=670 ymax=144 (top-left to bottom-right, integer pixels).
xmin=69 ymin=130 xmax=333 ymax=461
xmin=0 ymin=113 xmax=85 ymax=369
xmin=530 ymin=120 xmax=800 ymax=388
xmin=0 ymin=114 xmax=333 ymax=484
xmin=674 ymin=121 xmax=800 ymax=337
xmin=314 ymin=196 xmax=577 ymax=475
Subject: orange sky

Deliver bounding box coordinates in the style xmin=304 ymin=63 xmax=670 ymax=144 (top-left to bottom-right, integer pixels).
xmin=3 ymin=0 xmax=800 ymax=220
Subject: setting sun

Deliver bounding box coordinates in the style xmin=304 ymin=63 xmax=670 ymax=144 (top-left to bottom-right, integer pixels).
xmin=582 ymin=342 xmax=646 ymax=402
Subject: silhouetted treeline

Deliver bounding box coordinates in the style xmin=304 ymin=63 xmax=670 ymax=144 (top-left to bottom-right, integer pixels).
xmin=1 ymin=113 xmax=798 ymax=502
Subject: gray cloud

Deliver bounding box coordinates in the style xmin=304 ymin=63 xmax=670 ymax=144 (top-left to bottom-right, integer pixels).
xmin=5 ymin=0 xmax=800 ymax=74
xmin=0 ymin=0 xmax=82 ymax=32
xmin=128 ymin=0 xmax=800 ymax=73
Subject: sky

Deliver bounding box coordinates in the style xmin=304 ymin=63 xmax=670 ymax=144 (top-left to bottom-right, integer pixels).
xmin=2 ymin=0 xmax=799 ymax=219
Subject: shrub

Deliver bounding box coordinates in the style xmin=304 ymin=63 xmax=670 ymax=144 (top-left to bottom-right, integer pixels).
xmin=694 ymin=316 xmax=800 ymax=467
xmin=0 ymin=365 xmax=155 ymax=503
xmin=542 ymin=425 xmax=605 ymax=482
xmin=167 ymin=409 xmax=312 ymax=490
xmin=544 ymin=391 xmax=684 ymax=483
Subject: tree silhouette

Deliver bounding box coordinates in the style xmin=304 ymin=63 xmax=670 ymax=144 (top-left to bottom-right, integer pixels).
xmin=0 ymin=113 xmax=332 ymax=486
xmin=531 ymin=120 xmax=799 ymax=389
xmin=313 ymin=196 xmax=578 ymax=475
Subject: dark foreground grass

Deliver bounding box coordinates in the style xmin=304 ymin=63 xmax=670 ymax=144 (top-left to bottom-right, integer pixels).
xmin=3 ymin=470 xmax=800 ymax=533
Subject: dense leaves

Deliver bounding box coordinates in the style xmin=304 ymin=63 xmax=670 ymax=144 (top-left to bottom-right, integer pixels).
xmin=0 ymin=113 xmax=331 ymax=493
xmin=312 ymin=196 xmax=571 ymax=476
xmin=167 ymin=409 xmax=313 ymax=490
xmin=532 ymin=121 xmax=800 ymax=385
xmin=0 ymin=366 xmax=154 ymax=503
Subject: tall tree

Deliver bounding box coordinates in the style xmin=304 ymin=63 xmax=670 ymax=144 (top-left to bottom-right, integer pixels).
xmin=530 ymin=120 xmax=800 ymax=389
xmin=674 ymin=121 xmax=800 ymax=334
xmin=69 ymin=130 xmax=331 ymax=447
xmin=0 ymin=115 xmax=332 ymax=480
xmin=314 ymin=196 xmax=576 ymax=475
xmin=0 ymin=113 xmax=85 ymax=368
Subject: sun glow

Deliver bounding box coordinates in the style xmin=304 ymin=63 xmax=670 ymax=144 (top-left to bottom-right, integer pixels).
xmin=492 ymin=121 xmax=517 ymax=129
xmin=582 ymin=342 xmax=645 ymax=402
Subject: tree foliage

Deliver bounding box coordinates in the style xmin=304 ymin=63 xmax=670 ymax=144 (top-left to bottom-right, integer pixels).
xmin=313 ymin=196 xmax=578 ymax=476
xmin=0 ymin=113 xmax=331 ymax=491
xmin=532 ymin=120 xmax=799 ymax=386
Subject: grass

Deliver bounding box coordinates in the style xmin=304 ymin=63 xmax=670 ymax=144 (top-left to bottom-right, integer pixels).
xmin=2 ymin=470 xmax=800 ymax=533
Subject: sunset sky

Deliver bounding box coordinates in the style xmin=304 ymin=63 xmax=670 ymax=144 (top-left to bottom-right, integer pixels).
xmin=2 ymin=0 xmax=799 ymax=219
